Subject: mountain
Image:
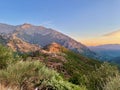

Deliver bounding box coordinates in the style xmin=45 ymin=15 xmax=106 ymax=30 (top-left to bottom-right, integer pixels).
xmin=89 ymin=44 xmax=120 ymax=60
xmin=0 ymin=23 xmax=16 ymax=34
xmin=0 ymin=23 xmax=102 ymax=80
xmin=0 ymin=23 xmax=98 ymax=59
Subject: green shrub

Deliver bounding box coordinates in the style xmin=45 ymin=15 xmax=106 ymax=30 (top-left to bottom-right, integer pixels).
xmin=0 ymin=45 xmax=18 ymax=69
xmin=103 ymin=74 xmax=120 ymax=90
xmin=85 ymin=62 xmax=119 ymax=90
xmin=0 ymin=61 xmax=86 ymax=90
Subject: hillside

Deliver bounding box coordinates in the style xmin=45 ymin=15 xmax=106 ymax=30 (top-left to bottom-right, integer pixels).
xmin=23 ymin=42 xmax=101 ymax=79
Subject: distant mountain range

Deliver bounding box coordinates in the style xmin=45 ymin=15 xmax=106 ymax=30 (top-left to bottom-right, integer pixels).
xmin=89 ymin=44 xmax=120 ymax=61
xmin=0 ymin=23 xmax=99 ymax=59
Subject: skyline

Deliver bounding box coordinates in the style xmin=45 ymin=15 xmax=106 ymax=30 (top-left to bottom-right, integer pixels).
xmin=80 ymin=29 xmax=120 ymax=46
xmin=0 ymin=0 xmax=120 ymax=46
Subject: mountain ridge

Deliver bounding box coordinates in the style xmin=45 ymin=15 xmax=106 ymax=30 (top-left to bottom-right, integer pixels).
xmin=0 ymin=23 xmax=98 ymax=59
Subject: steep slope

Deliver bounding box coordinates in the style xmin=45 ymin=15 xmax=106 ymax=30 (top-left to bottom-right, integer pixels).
xmin=16 ymin=24 xmax=88 ymax=53
xmin=0 ymin=33 xmax=41 ymax=53
xmin=7 ymin=35 xmax=41 ymax=53
xmin=0 ymin=23 xmax=98 ymax=59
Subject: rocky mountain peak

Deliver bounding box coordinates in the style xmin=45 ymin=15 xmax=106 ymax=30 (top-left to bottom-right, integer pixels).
xmin=21 ymin=23 xmax=32 ymax=29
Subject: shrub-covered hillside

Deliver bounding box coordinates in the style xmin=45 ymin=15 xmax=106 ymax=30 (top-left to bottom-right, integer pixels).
xmin=0 ymin=45 xmax=86 ymax=90
xmin=21 ymin=44 xmax=102 ymax=86
xmin=0 ymin=45 xmax=120 ymax=90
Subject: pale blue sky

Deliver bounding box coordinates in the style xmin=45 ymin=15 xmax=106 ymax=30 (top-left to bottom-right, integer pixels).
xmin=0 ymin=0 xmax=120 ymax=40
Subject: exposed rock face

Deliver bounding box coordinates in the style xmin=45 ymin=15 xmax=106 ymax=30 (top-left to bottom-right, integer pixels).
xmin=0 ymin=33 xmax=41 ymax=53
xmin=0 ymin=23 xmax=98 ymax=59
xmin=44 ymin=42 xmax=63 ymax=53
xmin=7 ymin=36 xmax=41 ymax=53
xmin=21 ymin=23 xmax=32 ymax=29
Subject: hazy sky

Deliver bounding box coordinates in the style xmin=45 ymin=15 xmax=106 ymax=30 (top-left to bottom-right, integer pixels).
xmin=0 ymin=0 xmax=120 ymax=45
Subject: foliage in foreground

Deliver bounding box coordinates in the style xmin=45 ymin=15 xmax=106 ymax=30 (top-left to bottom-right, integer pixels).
xmin=0 ymin=45 xmax=17 ymax=69
xmin=0 ymin=61 xmax=86 ymax=90
xmin=103 ymin=74 xmax=120 ymax=90
xmin=85 ymin=62 xmax=120 ymax=90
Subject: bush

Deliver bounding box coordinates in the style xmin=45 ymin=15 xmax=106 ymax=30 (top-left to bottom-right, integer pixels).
xmin=85 ymin=62 xmax=119 ymax=90
xmin=103 ymin=74 xmax=120 ymax=90
xmin=0 ymin=61 xmax=86 ymax=90
xmin=0 ymin=45 xmax=17 ymax=69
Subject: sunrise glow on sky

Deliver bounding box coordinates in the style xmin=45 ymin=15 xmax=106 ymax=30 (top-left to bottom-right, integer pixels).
xmin=0 ymin=0 xmax=120 ymax=46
